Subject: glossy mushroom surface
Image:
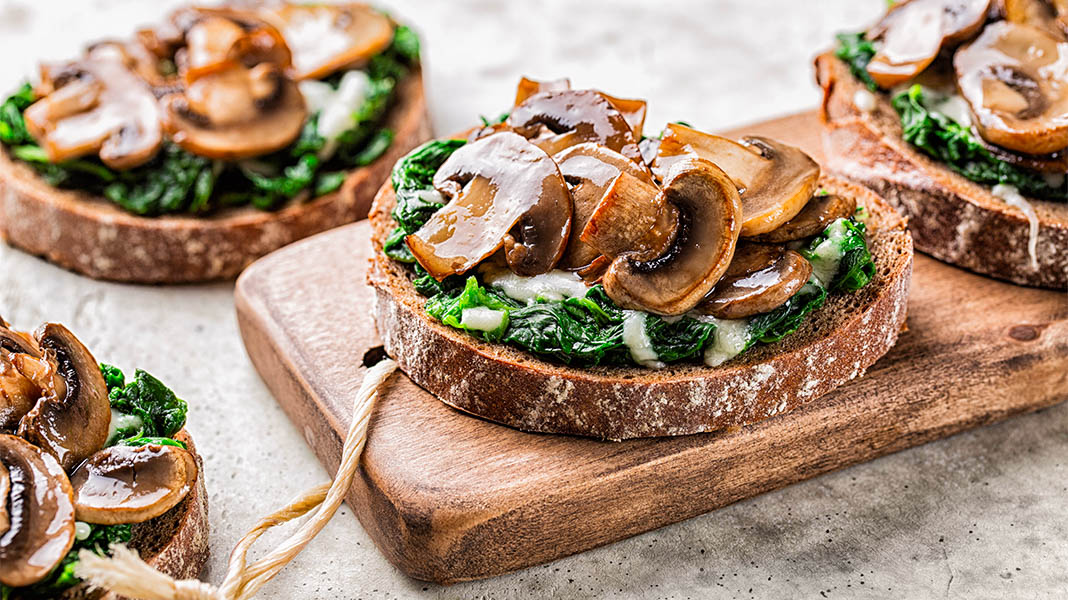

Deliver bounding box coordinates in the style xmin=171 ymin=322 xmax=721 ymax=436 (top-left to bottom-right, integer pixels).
xmin=70 ymin=443 xmax=198 ymax=525
xmin=698 ymin=243 xmax=814 ymax=319
xmin=0 ymin=325 xmax=41 ymax=433
xmin=17 ymin=324 xmax=110 ymax=472
xmin=262 ymin=3 xmax=394 ymax=81
xmin=23 ymin=43 xmax=164 ymax=169
xmin=407 ymin=132 xmax=573 ymax=279
xmin=749 ymin=193 xmax=857 ymax=243
xmin=955 ymin=20 xmax=1068 ymax=154
xmin=507 ymin=89 xmax=644 ymax=163
xmin=0 ymin=434 xmax=76 ymax=588
xmin=599 ymin=158 xmax=743 ymax=316
xmin=161 ymin=8 xmax=307 ymax=160
xmin=554 ymin=143 xmax=656 ymax=269
xmin=653 ymin=124 xmax=820 ymax=237
xmin=865 ymin=0 xmax=991 ymax=88
xmin=514 ymin=76 xmax=571 ymax=106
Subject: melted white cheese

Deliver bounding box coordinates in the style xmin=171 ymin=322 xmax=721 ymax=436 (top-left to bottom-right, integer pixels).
xmin=853 ymin=89 xmax=877 ymax=113
xmin=106 ymin=409 xmax=143 ymax=445
xmin=808 ymin=218 xmax=852 ymax=287
xmin=481 ymin=267 xmax=589 ymax=304
xmin=622 ymin=311 xmax=664 ymax=369
xmin=298 ymin=71 xmax=371 ymax=159
xmin=74 ymin=521 xmax=92 ymax=541
xmin=695 ymin=316 xmax=751 ymax=367
xmin=460 ymin=307 xmax=506 ymax=332
xmin=991 ymin=184 xmax=1040 ymax=270
xmin=930 ymin=94 xmax=973 ymax=127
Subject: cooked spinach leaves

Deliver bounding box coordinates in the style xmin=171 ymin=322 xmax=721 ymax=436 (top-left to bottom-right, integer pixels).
xmin=835 ymin=32 xmax=879 ymax=92
xmin=101 ymin=364 xmax=188 ymax=442
xmin=892 ymin=85 xmax=1066 ymax=200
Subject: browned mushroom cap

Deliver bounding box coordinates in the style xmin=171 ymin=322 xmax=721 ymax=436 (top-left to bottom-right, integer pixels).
xmin=507 ymin=90 xmax=644 ymax=164
xmin=0 ymin=460 xmax=8 ymax=535
xmin=653 ymin=124 xmax=820 ymax=237
xmin=955 ymin=21 xmax=1068 ymax=154
xmin=749 ymin=193 xmax=857 ymax=243
xmin=162 ymin=64 xmax=307 ymax=160
xmin=0 ymin=434 xmax=76 ymax=588
xmin=514 ymin=76 xmax=571 ymax=105
xmin=407 ymin=132 xmax=573 ymax=279
xmin=596 ymin=158 xmax=743 ymax=316
xmin=70 ymin=444 xmax=198 ymax=526
xmin=23 ymin=44 xmax=163 ymax=169
xmin=600 ymin=92 xmax=648 ymax=139
xmin=179 ymin=8 xmax=293 ymax=82
xmin=0 ymin=323 xmax=43 ymax=432
xmin=1003 ymin=0 xmax=1068 ymax=39
xmin=581 ymin=171 xmax=678 ymax=262
xmin=553 ymin=143 xmax=656 ymax=270
xmin=261 ymin=3 xmax=393 ymax=80
xmin=17 ymin=324 xmax=110 ymax=472
xmin=697 ymin=243 xmax=813 ymax=319
xmin=865 ymin=0 xmax=991 ymax=88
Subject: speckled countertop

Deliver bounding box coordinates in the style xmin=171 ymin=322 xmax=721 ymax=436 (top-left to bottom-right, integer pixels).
xmin=1 ymin=1 xmax=1066 ymax=598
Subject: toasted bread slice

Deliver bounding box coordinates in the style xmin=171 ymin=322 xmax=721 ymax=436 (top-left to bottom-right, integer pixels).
xmin=367 ymin=175 xmax=913 ymax=440
xmin=0 ymin=72 xmax=431 ymax=284
xmin=815 ymin=52 xmax=1068 ymax=289
xmin=54 ymin=430 xmax=208 ymax=600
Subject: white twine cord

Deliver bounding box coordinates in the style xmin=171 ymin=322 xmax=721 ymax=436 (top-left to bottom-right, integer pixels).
xmin=75 ymin=358 xmax=399 ymax=600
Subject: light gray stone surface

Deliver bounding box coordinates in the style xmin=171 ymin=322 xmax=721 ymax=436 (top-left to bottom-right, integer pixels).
xmin=1 ymin=1 xmax=1065 ymax=598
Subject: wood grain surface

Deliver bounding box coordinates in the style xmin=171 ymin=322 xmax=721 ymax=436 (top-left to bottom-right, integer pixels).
xmin=234 ymin=110 xmax=1068 ymax=583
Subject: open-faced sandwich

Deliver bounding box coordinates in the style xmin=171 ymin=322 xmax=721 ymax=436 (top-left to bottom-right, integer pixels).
xmin=0 ymin=3 xmax=428 ymax=283
xmin=817 ymin=0 xmax=1068 ymax=288
xmin=0 ymin=317 xmax=206 ymax=599
xmin=367 ymin=78 xmax=913 ymax=440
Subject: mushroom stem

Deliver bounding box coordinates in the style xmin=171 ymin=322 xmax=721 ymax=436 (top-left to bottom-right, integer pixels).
xmin=581 ymin=171 xmax=678 ymax=261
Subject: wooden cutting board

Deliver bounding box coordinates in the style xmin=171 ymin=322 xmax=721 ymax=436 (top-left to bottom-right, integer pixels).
xmin=234 ymin=110 xmax=1068 ymax=584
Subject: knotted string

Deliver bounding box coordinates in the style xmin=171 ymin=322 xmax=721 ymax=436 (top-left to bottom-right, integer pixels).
xmin=75 ymin=359 xmax=398 ymax=600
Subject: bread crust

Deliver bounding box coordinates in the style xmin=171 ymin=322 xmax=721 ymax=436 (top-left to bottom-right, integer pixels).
xmin=55 ymin=430 xmax=209 ymax=600
xmin=367 ymin=174 xmax=913 ymax=440
xmin=0 ymin=71 xmax=431 ymax=284
xmin=815 ymin=52 xmax=1068 ymax=289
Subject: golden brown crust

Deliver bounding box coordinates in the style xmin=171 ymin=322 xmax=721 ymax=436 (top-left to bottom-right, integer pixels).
xmin=367 ymin=174 xmax=913 ymax=440
xmin=56 ymin=430 xmax=208 ymax=600
xmin=0 ymin=70 xmax=431 ymax=284
xmin=815 ymin=52 xmax=1068 ymax=289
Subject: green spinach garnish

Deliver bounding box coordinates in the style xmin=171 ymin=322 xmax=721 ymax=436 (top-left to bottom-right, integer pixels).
xmin=892 ymin=85 xmax=1066 ymax=200
xmin=835 ymin=32 xmax=879 ymax=92
xmin=104 ymin=366 xmax=188 ymax=441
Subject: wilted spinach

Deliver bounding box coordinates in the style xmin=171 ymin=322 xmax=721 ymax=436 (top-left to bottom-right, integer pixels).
xmin=892 ymin=85 xmax=1065 ymax=201
xmin=834 ymin=32 xmax=879 ymax=92
xmin=17 ymin=523 xmax=132 ymax=598
xmin=101 ymin=365 xmax=188 ymax=441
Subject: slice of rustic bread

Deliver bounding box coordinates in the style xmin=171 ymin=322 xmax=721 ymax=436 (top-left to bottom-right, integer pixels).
xmin=58 ymin=429 xmax=208 ymax=600
xmin=815 ymin=52 xmax=1068 ymax=289
xmin=367 ymin=173 xmax=913 ymax=440
xmin=0 ymin=71 xmax=431 ymax=284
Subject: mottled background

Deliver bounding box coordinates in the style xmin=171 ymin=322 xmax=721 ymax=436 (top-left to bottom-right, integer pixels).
xmin=1 ymin=1 xmax=1066 ymax=598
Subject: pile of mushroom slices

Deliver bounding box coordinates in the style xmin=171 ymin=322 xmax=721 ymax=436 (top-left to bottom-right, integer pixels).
xmin=865 ymin=0 xmax=1068 ymax=166
xmin=404 ymin=78 xmax=859 ymax=323
xmin=0 ymin=318 xmax=196 ymax=590
xmin=22 ymin=2 xmax=395 ymax=168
